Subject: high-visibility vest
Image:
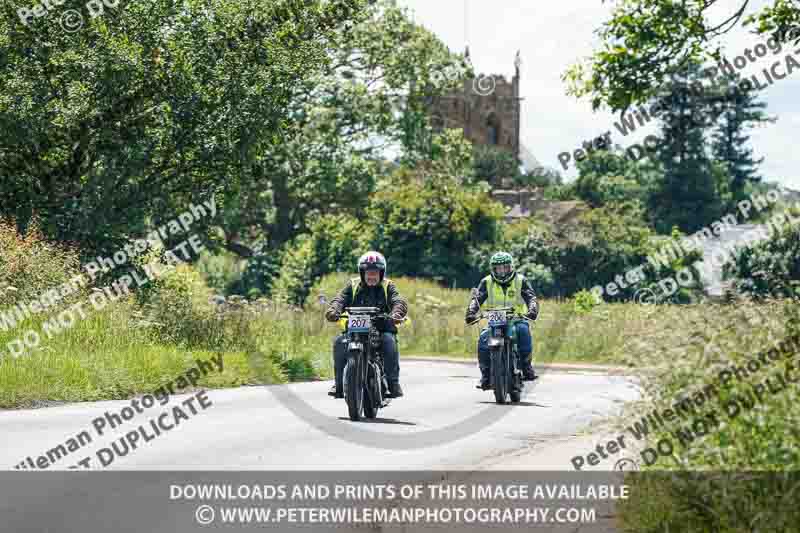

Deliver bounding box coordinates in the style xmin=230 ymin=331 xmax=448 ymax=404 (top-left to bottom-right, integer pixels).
xmin=351 ymin=277 xmax=389 ymax=307
xmin=344 ymin=278 xmax=410 ymax=329
xmin=483 ymin=273 xmax=526 ymax=315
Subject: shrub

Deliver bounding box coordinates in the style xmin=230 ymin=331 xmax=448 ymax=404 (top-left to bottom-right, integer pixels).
xmin=195 ymin=250 xmax=247 ymax=294
xmin=236 ymin=246 xmax=284 ymax=299
xmin=135 ymin=262 xmax=217 ymax=347
xmin=520 ymin=263 xmax=556 ymax=295
xmin=575 ymin=174 xmax=646 ymax=208
xmin=0 ymin=218 xmax=84 ymax=308
xmin=573 ymin=289 xmax=600 ymax=314
xmin=723 ymin=207 xmax=800 ymax=299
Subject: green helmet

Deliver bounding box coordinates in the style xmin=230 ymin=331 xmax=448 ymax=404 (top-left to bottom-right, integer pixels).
xmin=489 ymin=251 xmax=515 ymax=284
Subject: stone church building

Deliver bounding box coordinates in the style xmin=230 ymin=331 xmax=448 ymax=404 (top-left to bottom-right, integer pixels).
xmin=427 ymin=50 xmax=540 ymax=177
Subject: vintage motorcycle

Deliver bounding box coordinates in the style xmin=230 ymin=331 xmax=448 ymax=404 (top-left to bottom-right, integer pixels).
xmin=339 ymin=306 xmax=396 ymax=421
xmin=468 ymin=306 xmax=531 ymax=404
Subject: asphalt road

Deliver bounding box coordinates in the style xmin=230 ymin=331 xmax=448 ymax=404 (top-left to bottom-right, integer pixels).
xmin=0 ymin=360 xmax=640 ymax=471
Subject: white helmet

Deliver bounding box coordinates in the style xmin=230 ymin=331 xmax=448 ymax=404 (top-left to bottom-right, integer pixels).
xmin=358 ymin=251 xmax=387 ymax=283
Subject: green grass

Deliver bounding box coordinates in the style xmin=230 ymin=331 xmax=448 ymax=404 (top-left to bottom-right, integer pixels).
xmin=0 ymin=298 xmax=261 ymax=408
xmin=0 ymin=282 xmax=342 ymax=408
xmin=609 ymin=298 xmax=800 ymax=532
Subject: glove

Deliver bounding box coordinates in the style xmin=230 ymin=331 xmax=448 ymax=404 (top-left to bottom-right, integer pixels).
xmin=525 ymin=309 xmax=538 ymax=321
xmin=325 ymin=309 xmax=341 ymax=322
xmin=465 ymin=313 xmax=478 ymax=325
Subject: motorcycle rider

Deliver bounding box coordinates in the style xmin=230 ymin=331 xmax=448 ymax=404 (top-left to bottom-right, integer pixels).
xmin=325 ymin=251 xmax=408 ymax=399
xmin=465 ymin=251 xmax=539 ymax=390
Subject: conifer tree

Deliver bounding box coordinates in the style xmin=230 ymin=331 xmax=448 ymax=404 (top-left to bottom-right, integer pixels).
xmin=647 ymin=62 xmax=724 ymax=233
xmin=712 ymin=82 xmax=770 ymax=208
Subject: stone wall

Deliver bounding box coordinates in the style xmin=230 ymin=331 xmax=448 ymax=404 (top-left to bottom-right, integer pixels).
xmin=490 ymin=188 xmax=545 ymax=214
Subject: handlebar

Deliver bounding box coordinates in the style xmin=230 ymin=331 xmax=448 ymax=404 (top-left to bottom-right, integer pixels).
xmin=340 ymin=307 xmax=407 ymax=323
xmin=343 ymin=306 xmax=383 ymax=315
xmin=466 ymin=308 xmax=532 ymax=327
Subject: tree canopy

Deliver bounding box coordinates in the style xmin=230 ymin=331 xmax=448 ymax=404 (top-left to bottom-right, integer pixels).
xmin=563 ymin=0 xmax=800 ymax=113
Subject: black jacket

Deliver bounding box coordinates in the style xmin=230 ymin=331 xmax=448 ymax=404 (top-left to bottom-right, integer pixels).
xmin=325 ymin=278 xmax=408 ymax=334
xmin=465 ymin=273 xmax=539 ymax=322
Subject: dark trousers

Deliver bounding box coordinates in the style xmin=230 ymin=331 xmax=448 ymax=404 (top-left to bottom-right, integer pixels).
xmin=477 ymin=321 xmax=533 ymax=376
xmin=333 ymin=332 xmax=400 ymax=391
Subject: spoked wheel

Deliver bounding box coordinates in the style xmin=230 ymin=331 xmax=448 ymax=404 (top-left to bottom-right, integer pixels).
xmin=492 ymin=349 xmax=508 ymax=404
xmin=344 ymin=356 xmax=363 ymax=421
xmin=363 ymin=366 xmax=379 ymax=419
xmin=509 ymin=349 xmax=522 ymax=403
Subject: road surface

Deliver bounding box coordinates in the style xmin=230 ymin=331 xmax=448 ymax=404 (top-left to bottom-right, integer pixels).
xmin=0 ymin=360 xmax=640 ymax=471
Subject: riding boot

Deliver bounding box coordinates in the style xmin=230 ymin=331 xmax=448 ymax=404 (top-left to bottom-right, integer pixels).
xmin=519 ymin=354 xmax=538 ymax=381
xmin=330 ymin=334 xmax=347 ymax=398
xmin=476 ymin=334 xmax=492 ymax=389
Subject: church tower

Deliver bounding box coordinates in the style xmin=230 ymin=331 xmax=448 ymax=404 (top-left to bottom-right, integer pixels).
xmin=428 ymin=50 xmax=523 ymax=166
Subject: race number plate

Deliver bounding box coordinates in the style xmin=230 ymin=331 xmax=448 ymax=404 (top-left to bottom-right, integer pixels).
xmin=487 ymin=310 xmax=507 ymax=327
xmin=348 ymin=315 xmax=371 ymax=333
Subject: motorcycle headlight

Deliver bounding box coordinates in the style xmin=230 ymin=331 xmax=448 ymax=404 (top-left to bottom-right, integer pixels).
xmin=487 ymin=337 xmax=503 ymax=348
xmin=348 ymin=341 xmax=363 ymax=352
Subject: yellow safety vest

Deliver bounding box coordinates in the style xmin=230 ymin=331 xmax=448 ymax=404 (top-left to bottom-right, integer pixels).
xmin=484 ymin=274 xmax=526 ymax=315
xmin=352 ymin=277 xmax=389 ymax=304
xmin=338 ymin=278 xmax=411 ymax=329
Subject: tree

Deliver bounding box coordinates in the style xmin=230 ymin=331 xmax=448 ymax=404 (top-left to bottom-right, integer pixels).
xmin=210 ymin=0 xmax=471 ymax=257
xmin=472 ymin=145 xmax=519 ymax=186
xmin=0 ymin=0 xmax=368 ymax=260
xmin=272 ymin=214 xmax=366 ymax=305
xmin=574 ymin=151 xmax=652 ymax=208
xmin=646 ymin=63 xmax=724 ymax=233
xmin=516 ymin=166 xmax=564 ymax=188
xmin=712 ymin=82 xmax=770 ymax=208
xmin=485 ymin=203 xmax=658 ymax=299
xmin=563 ymin=0 xmax=800 ymax=113
xmin=368 ymin=168 xmax=505 ymax=289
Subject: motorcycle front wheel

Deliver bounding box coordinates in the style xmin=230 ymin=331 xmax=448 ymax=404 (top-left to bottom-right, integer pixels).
xmin=492 ymin=348 xmax=508 ymax=404
xmin=363 ymin=362 xmax=379 ymax=419
xmin=344 ymin=356 xmax=363 ymax=421
xmin=509 ymin=348 xmax=522 ymax=403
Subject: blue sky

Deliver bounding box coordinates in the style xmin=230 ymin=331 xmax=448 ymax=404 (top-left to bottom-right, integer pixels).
xmin=397 ymin=0 xmax=800 ymax=190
